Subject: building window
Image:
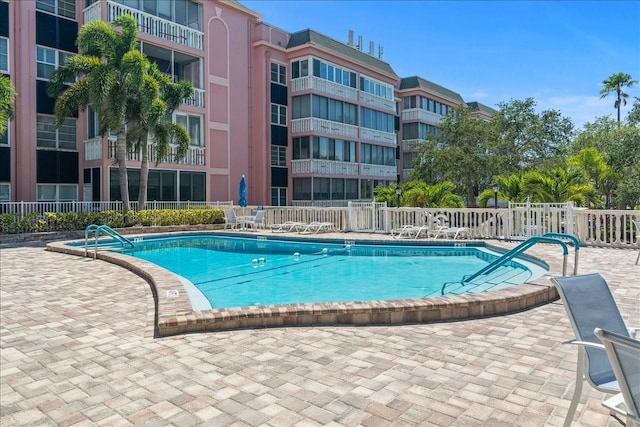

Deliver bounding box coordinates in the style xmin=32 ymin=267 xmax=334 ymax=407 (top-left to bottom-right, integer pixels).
xmin=360 ymin=76 xmax=393 ymax=100
xmin=360 ymin=107 xmax=394 ymax=133
xmin=293 ymin=136 xmax=355 ymax=162
xmin=37 ymin=184 xmax=78 ymax=202
xmin=271 ymin=146 xmax=286 ymax=166
xmin=36 ymin=0 xmax=76 ymax=20
xmin=0 ymin=120 xmax=8 ymax=145
xmin=36 ymin=46 xmax=73 ymax=80
xmin=361 ymin=143 xmax=396 ymax=166
xmin=0 ymin=183 xmax=9 ymax=202
xmin=271 ymin=187 xmax=287 ymax=206
xmin=0 ymin=37 xmax=8 ymax=73
xmin=291 ymin=59 xmax=308 ymax=79
xmin=111 ymin=0 xmax=201 ymax=31
xmin=271 ymin=104 xmax=287 ymax=126
xmin=175 ymin=113 xmax=202 ymax=146
xmin=270 ymin=62 xmax=286 ymax=85
xmin=311 ymin=58 xmax=356 ymax=88
xmin=37 ymin=115 xmax=77 ymax=150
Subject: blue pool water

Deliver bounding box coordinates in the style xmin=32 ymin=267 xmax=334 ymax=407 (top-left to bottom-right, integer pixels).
xmin=118 ymin=234 xmax=546 ymax=310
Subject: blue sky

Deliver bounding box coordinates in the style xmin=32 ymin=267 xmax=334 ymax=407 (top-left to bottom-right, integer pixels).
xmin=241 ymin=0 xmax=640 ymax=129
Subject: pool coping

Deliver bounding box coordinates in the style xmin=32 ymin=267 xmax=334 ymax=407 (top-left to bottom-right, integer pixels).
xmin=46 ymin=231 xmax=561 ymax=337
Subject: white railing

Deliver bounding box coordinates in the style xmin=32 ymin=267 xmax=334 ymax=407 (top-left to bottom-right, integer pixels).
xmin=183 ymin=88 xmax=204 ymax=108
xmin=359 ymin=164 xmax=397 ymax=178
xmin=107 ymin=139 xmax=205 ymax=165
xmin=83 ymin=1 xmax=101 ymax=23
xmin=84 ymin=137 xmax=103 ymax=161
xmin=290 ymin=77 xmax=358 ymax=101
xmin=402 ymin=139 xmax=423 ymax=151
xmin=291 ymin=159 xmax=359 ymax=175
xmin=359 ymin=92 xmax=396 ymax=113
xmin=401 ymin=108 xmax=442 ymax=125
xmin=84 ymin=1 xmax=204 ymax=51
xmin=2 ymin=199 xmax=637 ymax=249
xmin=360 ymin=128 xmax=397 ymax=145
xmin=291 ymin=118 xmax=359 ymax=139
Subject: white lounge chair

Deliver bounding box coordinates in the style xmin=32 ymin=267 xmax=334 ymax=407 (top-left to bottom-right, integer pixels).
xmin=270 ymin=221 xmax=306 ymax=233
xmin=432 ymin=226 xmax=470 ymax=240
xmin=298 ymin=221 xmax=334 ymax=234
xmin=391 ymin=225 xmax=429 ymax=239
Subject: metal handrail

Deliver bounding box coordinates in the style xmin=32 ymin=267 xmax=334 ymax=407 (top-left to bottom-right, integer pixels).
xmin=462 ymin=236 xmax=569 ymax=284
xmin=84 ymin=224 xmax=134 ymax=258
xmin=542 ymin=233 xmax=580 ymax=275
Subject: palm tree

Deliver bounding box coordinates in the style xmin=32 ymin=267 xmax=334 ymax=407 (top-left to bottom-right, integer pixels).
xmin=0 ymin=75 xmax=15 ymax=136
xmin=522 ymin=168 xmax=599 ymax=207
xmin=47 ymin=14 xmax=149 ymax=218
xmin=600 ymin=72 xmax=638 ymax=123
xmin=126 ymin=63 xmax=193 ymax=210
xmin=375 ymin=180 xmax=464 ymax=208
xmin=477 ymin=174 xmax=526 ymax=207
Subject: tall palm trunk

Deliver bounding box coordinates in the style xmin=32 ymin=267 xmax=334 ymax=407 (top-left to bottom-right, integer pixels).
xmin=616 ymin=87 xmax=622 ymax=123
xmin=116 ymin=125 xmax=130 ymax=219
xmin=138 ymin=135 xmax=149 ymax=211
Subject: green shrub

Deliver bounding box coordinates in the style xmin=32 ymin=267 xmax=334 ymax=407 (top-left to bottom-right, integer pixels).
xmin=0 ymin=208 xmax=223 ymax=235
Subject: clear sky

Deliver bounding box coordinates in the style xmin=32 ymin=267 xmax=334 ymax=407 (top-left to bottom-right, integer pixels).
xmin=241 ymin=0 xmax=640 ymax=129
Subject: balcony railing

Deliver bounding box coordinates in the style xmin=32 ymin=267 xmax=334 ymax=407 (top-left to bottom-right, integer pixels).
xmin=359 ymin=92 xmax=396 ymax=113
xmin=402 ymin=139 xmax=423 ymax=151
xmin=291 ymin=159 xmax=359 ymax=175
xmin=401 ymin=108 xmax=442 ymax=125
xmin=290 ymin=77 xmax=358 ymax=102
xmin=359 ymin=164 xmax=398 ymax=178
xmin=183 ymin=88 xmax=205 ymax=108
xmin=105 ymin=138 xmax=205 ymax=165
xmin=360 ymin=128 xmax=396 ymax=145
xmin=84 ymin=137 xmax=102 ymax=161
xmin=84 ymin=1 xmax=204 ymax=51
xmin=291 ymin=118 xmax=359 ymax=139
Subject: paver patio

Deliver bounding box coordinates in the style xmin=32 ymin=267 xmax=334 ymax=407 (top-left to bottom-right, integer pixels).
xmin=1 ymin=234 xmax=638 ymax=426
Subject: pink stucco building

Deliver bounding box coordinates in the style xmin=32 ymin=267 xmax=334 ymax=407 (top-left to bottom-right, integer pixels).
xmin=0 ymin=0 xmax=494 ymax=206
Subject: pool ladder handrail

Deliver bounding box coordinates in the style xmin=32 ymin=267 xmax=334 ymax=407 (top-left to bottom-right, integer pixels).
xmin=541 ymin=232 xmax=579 ymax=276
xmin=462 ymin=236 xmax=571 ymax=284
xmin=84 ymin=224 xmax=135 ymax=258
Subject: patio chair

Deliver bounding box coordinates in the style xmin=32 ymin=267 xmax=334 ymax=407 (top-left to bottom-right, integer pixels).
xmin=298 ymin=221 xmax=334 ymax=234
xmin=391 ymin=224 xmax=429 ymax=239
xmin=244 ymin=210 xmax=266 ymax=231
xmin=270 ymin=221 xmax=307 ymax=233
xmin=551 ymin=273 xmax=639 ymax=427
xmin=594 ymin=328 xmax=640 ymax=427
xmin=223 ymin=208 xmax=240 ymax=229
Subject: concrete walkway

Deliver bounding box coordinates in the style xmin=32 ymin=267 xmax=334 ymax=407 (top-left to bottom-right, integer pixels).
xmin=1 ymin=237 xmax=638 ymax=426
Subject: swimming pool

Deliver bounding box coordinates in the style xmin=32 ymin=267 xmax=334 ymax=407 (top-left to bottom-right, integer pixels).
xmin=49 ymin=231 xmax=559 ymax=335
xmin=122 ymin=234 xmax=547 ymax=310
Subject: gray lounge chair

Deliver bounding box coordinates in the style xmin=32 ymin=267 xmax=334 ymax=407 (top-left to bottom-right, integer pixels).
xmin=595 ymin=328 xmax=640 ymax=427
xmin=551 ymin=273 xmax=638 ymax=427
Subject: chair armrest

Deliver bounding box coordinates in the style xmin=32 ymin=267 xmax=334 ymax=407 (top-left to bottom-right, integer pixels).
xmin=562 ymin=339 xmax=606 ymax=350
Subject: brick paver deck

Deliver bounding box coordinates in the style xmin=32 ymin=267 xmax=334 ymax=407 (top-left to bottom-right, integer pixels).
xmin=1 ymin=234 xmax=638 ymax=426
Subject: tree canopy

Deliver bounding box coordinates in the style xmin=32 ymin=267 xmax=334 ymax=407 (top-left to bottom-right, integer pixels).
xmin=0 ymin=75 xmax=15 ymax=137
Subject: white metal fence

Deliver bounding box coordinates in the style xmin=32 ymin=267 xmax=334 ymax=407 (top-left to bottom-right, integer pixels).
xmin=1 ymin=201 xmax=638 ymax=249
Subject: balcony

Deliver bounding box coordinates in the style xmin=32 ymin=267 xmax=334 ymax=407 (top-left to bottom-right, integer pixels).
xmin=290 ymin=77 xmax=358 ymax=102
xmin=92 ymin=138 xmax=206 ymax=165
xmin=84 ymin=1 xmax=204 ymax=51
xmin=360 ymin=128 xmax=396 ymax=146
xmin=402 ymin=139 xmax=423 ymax=151
xmin=359 ymin=164 xmax=398 ymax=178
xmin=359 ymin=92 xmax=396 ymax=113
xmin=401 ymin=108 xmax=442 ymax=125
xmin=183 ymin=88 xmax=204 ymax=108
xmin=291 ymin=118 xmax=359 ymax=139
xmin=291 ymin=159 xmax=359 ymax=176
